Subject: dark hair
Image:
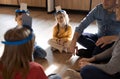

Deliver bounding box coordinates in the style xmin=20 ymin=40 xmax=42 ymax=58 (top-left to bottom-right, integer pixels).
xmin=15 ymin=12 xmax=23 ymax=18
xmin=0 ymin=27 xmax=35 ymax=79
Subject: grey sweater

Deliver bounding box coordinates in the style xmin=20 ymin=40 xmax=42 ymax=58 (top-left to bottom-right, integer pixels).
xmin=91 ymin=38 xmax=120 ymax=75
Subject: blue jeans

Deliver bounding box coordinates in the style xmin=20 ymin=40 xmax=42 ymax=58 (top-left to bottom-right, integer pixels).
xmin=33 ymin=42 xmax=47 ymax=58
xmin=80 ymin=65 xmax=113 ymax=79
xmin=48 ymin=74 xmax=61 ymax=79
xmin=77 ymin=33 xmax=114 ymax=56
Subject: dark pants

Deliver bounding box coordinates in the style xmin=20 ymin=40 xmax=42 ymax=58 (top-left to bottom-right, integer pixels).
xmin=80 ymin=65 xmax=113 ymax=79
xmin=77 ymin=33 xmax=114 ymax=56
xmin=33 ymin=42 xmax=47 ymax=58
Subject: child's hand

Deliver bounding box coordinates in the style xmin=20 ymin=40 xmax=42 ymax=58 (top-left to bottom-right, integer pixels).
xmin=59 ymin=39 xmax=66 ymax=45
xmin=56 ymin=39 xmax=60 ymax=44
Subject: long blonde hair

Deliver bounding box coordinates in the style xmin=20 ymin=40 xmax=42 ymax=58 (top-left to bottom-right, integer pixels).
xmin=0 ymin=27 xmax=35 ymax=79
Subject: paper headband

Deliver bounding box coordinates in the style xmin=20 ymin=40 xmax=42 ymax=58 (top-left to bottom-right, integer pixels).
xmin=1 ymin=33 xmax=33 ymax=45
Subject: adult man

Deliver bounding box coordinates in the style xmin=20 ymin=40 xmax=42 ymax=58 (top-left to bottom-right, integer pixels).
xmin=69 ymin=0 xmax=120 ymax=58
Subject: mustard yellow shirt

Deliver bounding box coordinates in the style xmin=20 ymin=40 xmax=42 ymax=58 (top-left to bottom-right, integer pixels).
xmin=53 ymin=24 xmax=72 ymax=42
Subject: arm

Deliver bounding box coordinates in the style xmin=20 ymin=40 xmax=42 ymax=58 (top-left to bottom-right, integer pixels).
xmin=79 ymin=46 xmax=113 ymax=67
xmin=68 ymin=6 xmax=100 ymax=54
xmin=81 ymin=36 xmax=119 ymax=61
xmin=75 ymin=5 xmax=100 ymax=35
xmin=95 ymin=35 xmax=120 ymax=60
xmin=91 ymin=39 xmax=120 ymax=75
xmin=53 ymin=26 xmax=59 ymax=40
xmin=96 ymin=35 xmax=119 ymax=48
xmin=94 ymin=46 xmax=113 ymax=61
xmin=68 ymin=32 xmax=80 ymax=54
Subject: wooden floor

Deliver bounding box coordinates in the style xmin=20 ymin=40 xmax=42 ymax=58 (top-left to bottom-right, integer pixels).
xmin=0 ymin=6 xmax=97 ymax=79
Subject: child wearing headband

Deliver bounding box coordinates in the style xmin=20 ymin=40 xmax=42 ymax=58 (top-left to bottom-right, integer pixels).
xmin=15 ymin=9 xmax=47 ymax=59
xmin=48 ymin=10 xmax=72 ymax=53
xmin=1 ymin=27 xmax=61 ymax=79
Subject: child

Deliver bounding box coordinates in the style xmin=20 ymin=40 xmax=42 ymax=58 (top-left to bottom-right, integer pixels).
xmin=1 ymin=27 xmax=61 ymax=79
xmin=48 ymin=10 xmax=72 ymax=53
xmin=15 ymin=9 xmax=47 ymax=59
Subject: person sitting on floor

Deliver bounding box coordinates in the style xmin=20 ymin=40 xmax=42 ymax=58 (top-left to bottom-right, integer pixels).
xmin=15 ymin=9 xmax=47 ymax=59
xmin=48 ymin=10 xmax=72 ymax=53
xmin=0 ymin=27 xmax=61 ymax=79
xmin=69 ymin=0 xmax=120 ymax=58
xmin=79 ymin=35 xmax=120 ymax=79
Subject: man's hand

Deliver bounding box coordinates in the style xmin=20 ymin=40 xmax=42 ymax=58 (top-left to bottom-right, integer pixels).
xmin=68 ymin=43 xmax=76 ymax=54
xmin=96 ymin=36 xmax=117 ymax=48
xmin=68 ymin=32 xmax=80 ymax=54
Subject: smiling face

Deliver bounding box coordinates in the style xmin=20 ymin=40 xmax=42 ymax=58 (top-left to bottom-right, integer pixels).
xmin=56 ymin=14 xmax=65 ymax=24
xmin=56 ymin=13 xmax=66 ymax=25
xmin=102 ymin=0 xmax=116 ymax=9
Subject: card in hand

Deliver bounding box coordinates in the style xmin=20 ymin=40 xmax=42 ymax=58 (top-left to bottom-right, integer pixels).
xmin=22 ymin=14 xmax=32 ymax=28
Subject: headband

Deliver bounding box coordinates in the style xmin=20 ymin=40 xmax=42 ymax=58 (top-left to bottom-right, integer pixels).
xmin=55 ymin=10 xmax=66 ymax=15
xmin=1 ymin=33 xmax=33 ymax=45
xmin=15 ymin=9 xmax=30 ymax=14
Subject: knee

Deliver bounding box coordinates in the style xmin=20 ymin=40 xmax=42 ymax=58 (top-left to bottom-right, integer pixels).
xmin=80 ymin=65 xmax=95 ymax=79
xmin=48 ymin=39 xmax=56 ymax=45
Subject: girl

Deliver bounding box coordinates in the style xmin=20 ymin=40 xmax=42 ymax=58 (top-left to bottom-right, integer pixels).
xmin=0 ymin=27 xmax=61 ymax=79
xmin=48 ymin=10 xmax=72 ymax=53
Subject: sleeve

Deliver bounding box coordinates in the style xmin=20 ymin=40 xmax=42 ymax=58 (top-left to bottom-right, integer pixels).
xmin=53 ymin=25 xmax=59 ymax=40
xmin=94 ymin=46 xmax=113 ymax=61
xmin=36 ymin=65 xmax=48 ymax=79
xmin=91 ymin=39 xmax=120 ymax=75
xmin=75 ymin=5 xmax=99 ymax=35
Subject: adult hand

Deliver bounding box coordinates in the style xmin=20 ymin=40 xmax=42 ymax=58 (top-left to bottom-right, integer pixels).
xmin=79 ymin=58 xmax=92 ymax=62
xmin=79 ymin=61 xmax=91 ymax=69
xmin=68 ymin=42 xmax=76 ymax=54
xmin=68 ymin=32 xmax=80 ymax=54
xmin=78 ymin=58 xmax=93 ymax=68
xmin=79 ymin=57 xmax=95 ymax=63
xmin=96 ymin=36 xmax=115 ymax=48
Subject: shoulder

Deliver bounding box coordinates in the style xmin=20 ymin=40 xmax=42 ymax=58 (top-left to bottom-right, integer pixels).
xmin=89 ymin=4 xmax=105 ymax=17
xmin=29 ymin=62 xmax=44 ymax=71
xmin=95 ymin=4 xmax=103 ymax=9
xmin=67 ymin=25 xmax=72 ymax=29
xmin=67 ymin=24 xmax=72 ymax=27
xmin=53 ymin=24 xmax=58 ymax=29
xmin=27 ymin=62 xmax=47 ymax=79
xmin=91 ymin=4 xmax=104 ymax=12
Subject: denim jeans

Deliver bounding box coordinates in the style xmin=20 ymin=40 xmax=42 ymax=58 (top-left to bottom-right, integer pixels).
xmin=77 ymin=33 xmax=114 ymax=56
xmin=48 ymin=74 xmax=61 ymax=79
xmin=80 ymin=65 xmax=113 ymax=79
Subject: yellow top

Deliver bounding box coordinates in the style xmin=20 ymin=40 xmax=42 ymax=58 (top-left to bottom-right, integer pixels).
xmin=53 ymin=24 xmax=72 ymax=42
